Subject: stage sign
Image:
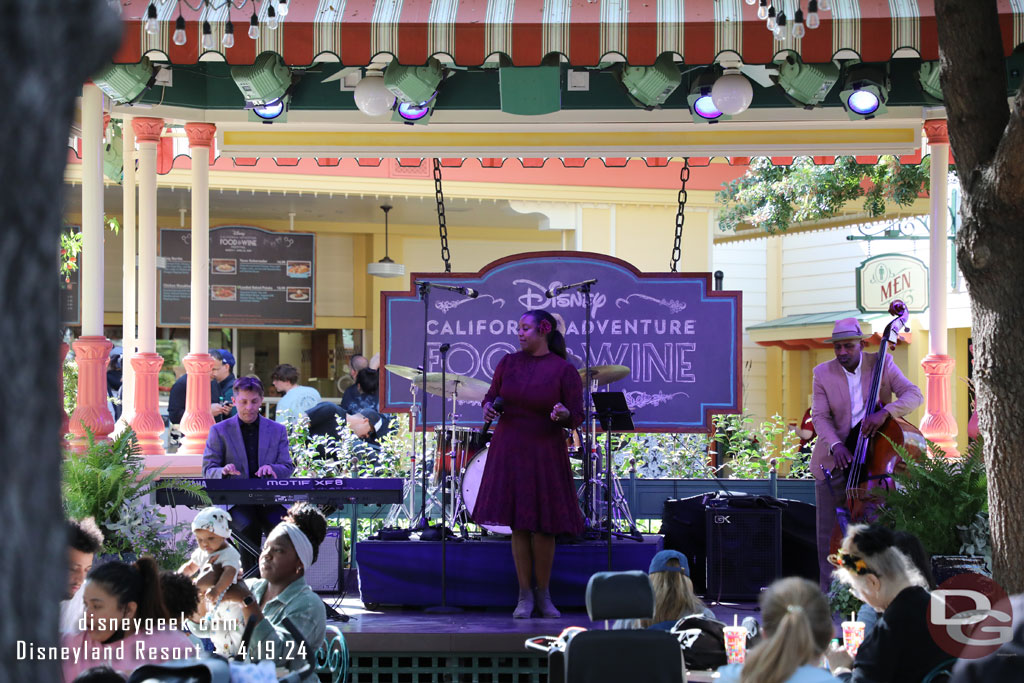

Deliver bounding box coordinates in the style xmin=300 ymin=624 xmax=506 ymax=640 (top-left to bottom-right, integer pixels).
xmin=856 ymin=253 xmax=929 ymax=314
xmin=159 ymin=226 xmax=315 ymax=329
xmin=380 ymin=252 xmax=742 ymax=432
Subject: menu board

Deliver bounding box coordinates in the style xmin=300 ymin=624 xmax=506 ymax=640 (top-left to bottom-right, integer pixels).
xmin=159 ymin=226 xmax=315 ymax=328
xmin=60 ymin=226 xmax=81 ymax=326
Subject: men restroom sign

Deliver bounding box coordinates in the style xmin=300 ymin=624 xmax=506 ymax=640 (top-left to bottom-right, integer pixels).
xmin=857 ymin=254 xmax=929 ymax=314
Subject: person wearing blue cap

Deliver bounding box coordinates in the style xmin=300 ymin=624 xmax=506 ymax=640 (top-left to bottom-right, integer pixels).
xmin=616 ymin=550 xmax=714 ymax=630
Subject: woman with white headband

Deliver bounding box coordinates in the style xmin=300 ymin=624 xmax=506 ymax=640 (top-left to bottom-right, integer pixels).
xmin=233 ymin=503 xmax=328 ymax=682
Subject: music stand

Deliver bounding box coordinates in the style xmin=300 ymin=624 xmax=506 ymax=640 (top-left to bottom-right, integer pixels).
xmin=591 ymin=391 xmax=634 ymax=569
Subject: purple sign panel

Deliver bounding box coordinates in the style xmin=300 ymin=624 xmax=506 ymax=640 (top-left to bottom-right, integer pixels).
xmin=380 ymin=252 xmax=742 ymax=432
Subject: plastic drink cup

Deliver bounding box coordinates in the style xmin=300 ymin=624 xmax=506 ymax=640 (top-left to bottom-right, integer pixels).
xmin=842 ymin=621 xmax=865 ymax=657
xmin=723 ymin=625 xmax=748 ymax=664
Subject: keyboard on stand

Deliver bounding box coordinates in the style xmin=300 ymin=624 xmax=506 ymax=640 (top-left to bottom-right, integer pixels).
xmin=154 ymin=477 xmax=403 ymax=507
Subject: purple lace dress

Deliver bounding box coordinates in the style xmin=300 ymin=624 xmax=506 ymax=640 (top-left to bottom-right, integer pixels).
xmin=472 ymin=351 xmax=585 ymax=535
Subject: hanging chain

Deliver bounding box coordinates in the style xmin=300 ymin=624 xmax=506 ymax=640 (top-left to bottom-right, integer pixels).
xmin=433 ymin=158 xmax=451 ymax=272
xmin=670 ymin=158 xmax=690 ymax=272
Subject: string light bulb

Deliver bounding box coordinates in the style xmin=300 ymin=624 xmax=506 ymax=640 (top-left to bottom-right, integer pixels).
xmin=202 ymin=20 xmax=215 ymax=50
xmin=774 ymin=11 xmax=788 ymax=38
xmin=806 ymin=1 xmax=820 ymax=29
xmin=223 ymin=20 xmax=235 ymax=48
xmin=277 ymin=0 xmax=290 ymax=17
xmin=757 ymin=0 xmax=770 ymax=21
xmin=248 ymin=11 xmax=259 ymax=40
xmin=767 ymin=5 xmax=777 ymax=31
xmin=792 ymin=8 xmax=806 ymax=38
xmin=266 ymin=5 xmax=279 ymax=30
xmin=172 ymin=13 xmax=187 ymax=46
xmin=745 ymin=0 xmax=757 ymax=4
xmin=145 ymin=2 xmax=159 ymax=35
xmin=818 ymin=0 xmax=831 ymax=10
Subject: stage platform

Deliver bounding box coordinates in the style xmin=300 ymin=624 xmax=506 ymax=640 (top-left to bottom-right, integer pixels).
xmin=324 ymin=596 xmax=759 ymax=682
xmin=356 ymin=535 xmax=665 ymax=608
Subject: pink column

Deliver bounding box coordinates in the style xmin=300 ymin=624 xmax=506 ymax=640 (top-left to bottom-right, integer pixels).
xmin=129 ymin=117 xmax=166 ymax=456
xmin=129 ymin=352 xmax=166 ymax=454
xmin=178 ymin=122 xmax=217 ymax=456
xmin=919 ymin=119 xmax=959 ymax=458
xmin=68 ymin=337 xmax=115 ymax=449
xmin=60 ymin=341 xmax=70 ymax=436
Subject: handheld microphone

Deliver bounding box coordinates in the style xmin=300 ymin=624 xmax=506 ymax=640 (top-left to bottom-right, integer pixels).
xmin=480 ymin=397 xmax=505 ymax=440
xmin=545 ymin=278 xmax=598 ymax=298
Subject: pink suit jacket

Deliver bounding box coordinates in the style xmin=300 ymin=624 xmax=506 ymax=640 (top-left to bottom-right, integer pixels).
xmin=810 ymin=351 xmax=923 ymax=481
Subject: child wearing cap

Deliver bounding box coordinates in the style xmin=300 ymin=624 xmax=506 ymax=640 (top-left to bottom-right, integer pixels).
xmin=178 ymin=507 xmax=243 ymax=618
xmin=616 ymin=549 xmax=715 ymax=630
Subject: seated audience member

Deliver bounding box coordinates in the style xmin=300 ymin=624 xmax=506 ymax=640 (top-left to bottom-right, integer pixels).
xmin=232 ymin=503 xmax=328 ymax=682
xmin=158 ymin=571 xmax=200 ymax=626
xmin=72 ymin=667 xmax=126 ymax=683
xmin=825 ymin=524 xmax=949 ymax=682
xmin=271 ymin=363 xmax=322 ymax=424
xmin=61 ymin=518 xmax=104 ymax=635
xmin=615 ymin=550 xmax=714 ymax=630
xmin=857 ymin=530 xmax=936 ymax=635
xmin=340 ymin=354 xmax=369 ymax=413
xmin=951 ymin=593 xmax=1024 ymax=683
xmin=61 ymin=558 xmax=195 ymax=682
xmin=178 ymin=507 xmax=243 ymax=618
xmin=717 ymin=577 xmax=840 ymax=683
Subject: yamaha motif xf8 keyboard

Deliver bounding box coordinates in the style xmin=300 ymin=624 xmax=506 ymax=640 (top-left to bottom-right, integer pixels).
xmin=154 ymin=477 xmax=403 ymax=507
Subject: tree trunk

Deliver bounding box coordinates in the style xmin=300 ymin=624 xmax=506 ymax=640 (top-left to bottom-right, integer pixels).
xmin=0 ymin=2 xmax=120 ymax=681
xmin=936 ymin=0 xmax=1024 ymax=592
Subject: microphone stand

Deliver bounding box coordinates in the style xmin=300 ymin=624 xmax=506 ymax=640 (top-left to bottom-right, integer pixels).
xmin=580 ymin=281 xmax=596 ymax=536
xmin=426 ymin=342 xmax=461 ymax=614
xmin=415 ymin=281 xmax=431 ymax=531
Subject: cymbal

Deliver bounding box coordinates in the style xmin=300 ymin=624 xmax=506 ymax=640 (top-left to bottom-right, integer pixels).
xmin=579 ymin=365 xmax=631 ymax=386
xmin=422 ymin=373 xmax=490 ymax=402
xmin=385 ymin=364 xmax=423 ymax=382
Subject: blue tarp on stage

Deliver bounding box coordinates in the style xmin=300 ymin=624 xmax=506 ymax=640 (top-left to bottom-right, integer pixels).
xmin=357 ymin=536 xmax=664 ymax=608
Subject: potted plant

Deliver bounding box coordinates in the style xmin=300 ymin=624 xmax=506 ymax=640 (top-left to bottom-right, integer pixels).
xmin=878 ymin=437 xmax=989 ymax=584
xmin=62 ymin=428 xmax=209 ymax=568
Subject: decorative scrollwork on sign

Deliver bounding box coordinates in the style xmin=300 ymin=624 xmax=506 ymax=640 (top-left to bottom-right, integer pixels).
xmin=435 ymin=294 xmax=505 ymax=314
xmin=852 ymin=215 xmax=930 ymax=239
xmin=624 ymin=390 xmax=689 ymax=410
xmin=615 ymin=293 xmax=687 ymax=313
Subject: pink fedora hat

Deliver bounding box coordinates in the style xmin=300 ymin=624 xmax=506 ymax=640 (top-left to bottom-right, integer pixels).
xmin=825 ymin=318 xmax=867 ymax=343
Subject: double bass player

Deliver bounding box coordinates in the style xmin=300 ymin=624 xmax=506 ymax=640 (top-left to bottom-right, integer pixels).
xmin=811 ymin=318 xmax=923 ymax=590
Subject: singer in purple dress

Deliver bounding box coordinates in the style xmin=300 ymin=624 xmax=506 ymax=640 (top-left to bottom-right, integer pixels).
xmin=475 ymin=310 xmax=585 ymax=619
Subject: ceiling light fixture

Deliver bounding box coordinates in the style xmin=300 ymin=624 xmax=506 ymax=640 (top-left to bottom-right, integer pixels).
xmin=840 ymin=64 xmax=889 ymax=120
xmin=367 ymin=205 xmax=406 ymax=278
xmin=354 ymin=73 xmax=397 ymax=116
xmin=711 ymin=68 xmax=754 ymax=116
xmin=687 ymin=72 xmax=726 ymax=123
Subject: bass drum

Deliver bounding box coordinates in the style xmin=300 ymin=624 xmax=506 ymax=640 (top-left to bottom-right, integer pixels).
xmin=460 ymin=448 xmax=513 ymax=535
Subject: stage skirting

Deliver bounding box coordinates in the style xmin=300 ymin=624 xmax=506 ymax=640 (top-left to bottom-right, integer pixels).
xmin=356 ymin=536 xmax=664 ymax=608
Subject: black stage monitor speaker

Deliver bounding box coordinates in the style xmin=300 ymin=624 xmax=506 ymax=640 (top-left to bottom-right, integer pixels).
xmin=706 ymin=506 xmax=782 ymax=601
xmin=306 ymin=527 xmax=345 ymax=593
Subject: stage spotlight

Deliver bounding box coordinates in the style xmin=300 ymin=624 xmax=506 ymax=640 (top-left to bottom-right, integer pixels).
xmin=918 ymin=61 xmax=943 ymax=102
xmin=384 ymin=58 xmax=443 ymax=109
xmin=253 ymin=98 xmax=286 ymax=120
xmin=103 ymin=125 xmax=124 ymax=184
xmin=231 ymin=53 xmax=293 ymax=106
xmin=617 ymin=53 xmax=681 ymax=108
xmin=92 ymin=57 xmax=156 ymax=105
xmin=773 ymin=53 xmax=838 ymax=109
xmin=392 ymin=92 xmax=438 ymax=125
xmin=687 ymin=72 xmax=726 ymax=123
xmin=354 ymin=73 xmax=396 ymax=116
xmin=840 ymin=65 xmax=889 ymax=120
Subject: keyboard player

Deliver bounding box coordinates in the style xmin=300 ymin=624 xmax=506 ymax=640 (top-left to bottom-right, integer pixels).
xmin=202 ymin=376 xmax=294 ymax=572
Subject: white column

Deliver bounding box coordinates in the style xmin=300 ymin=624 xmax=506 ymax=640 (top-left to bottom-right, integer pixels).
xmin=81 ymin=85 xmax=105 ymax=337
xmin=134 ymin=118 xmax=161 ymax=354
xmin=129 ymin=118 xmax=166 ymax=456
xmin=928 ymin=126 xmax=950 ymax=356
xmin=120 ymin=116 xmax=137 ymax=426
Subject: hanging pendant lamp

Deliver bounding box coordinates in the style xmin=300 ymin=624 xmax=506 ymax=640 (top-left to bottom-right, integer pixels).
xmin=367 ymin=204 xmax=406 ymax=277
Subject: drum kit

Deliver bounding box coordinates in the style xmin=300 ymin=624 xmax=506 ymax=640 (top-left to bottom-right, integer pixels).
xmin=382 ymin=362 xmax=641 ymax=541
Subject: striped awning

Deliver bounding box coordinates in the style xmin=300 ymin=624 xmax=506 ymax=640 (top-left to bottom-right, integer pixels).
xmin=114 ymin=0 xmax=1024 ymax=67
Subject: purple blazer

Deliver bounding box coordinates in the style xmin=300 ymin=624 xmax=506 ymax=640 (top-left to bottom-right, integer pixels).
xmin=202 ymin=415 xmax=294 ymax=479
xmin=810 ymin=351 xmax=922 ymax=481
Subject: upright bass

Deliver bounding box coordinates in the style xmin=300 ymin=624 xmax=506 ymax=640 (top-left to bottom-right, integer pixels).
xmin=826 ymin=300 xmax=926 ymax=555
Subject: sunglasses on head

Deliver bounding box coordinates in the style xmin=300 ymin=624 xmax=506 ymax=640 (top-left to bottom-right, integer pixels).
xmin=827 ymin=551 xmax=877 ymax=576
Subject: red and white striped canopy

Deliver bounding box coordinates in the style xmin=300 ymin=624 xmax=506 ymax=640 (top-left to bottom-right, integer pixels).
xmin=114 ymin=0 xmax=1024 ymax=67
